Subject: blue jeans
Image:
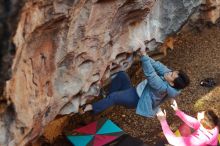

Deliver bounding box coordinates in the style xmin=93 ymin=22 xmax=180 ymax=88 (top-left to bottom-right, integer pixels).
xmin=92 ymin=71 xmax=139 ymax=114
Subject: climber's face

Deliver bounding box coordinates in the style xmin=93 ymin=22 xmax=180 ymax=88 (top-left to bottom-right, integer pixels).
xmin=164 ymin=71 xmax=179 ymax=86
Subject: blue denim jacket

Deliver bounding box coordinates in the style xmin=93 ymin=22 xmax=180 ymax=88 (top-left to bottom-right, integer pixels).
xmin=136 ymin=55 xmax=180 ymax=117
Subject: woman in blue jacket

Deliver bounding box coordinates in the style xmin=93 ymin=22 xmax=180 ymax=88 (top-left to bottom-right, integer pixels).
xmin=79 ymin=50 xmax=190 ymax=117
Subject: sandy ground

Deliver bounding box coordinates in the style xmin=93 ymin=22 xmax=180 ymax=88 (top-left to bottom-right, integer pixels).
xmin=34 ymin=25 xmax=220 ymax=146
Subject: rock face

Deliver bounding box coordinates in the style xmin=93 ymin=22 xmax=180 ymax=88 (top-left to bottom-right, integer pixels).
xmin=200 ymin=0 xmax=220 ymax=23
xmin=0 ymin=0 xmax=23 ymax=96
xmin=0 ymin=0 xmax=204 ymax=145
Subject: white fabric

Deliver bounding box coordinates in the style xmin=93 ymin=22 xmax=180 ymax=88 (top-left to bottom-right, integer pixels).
xmin=136 ymin=79 xmax=148 ymax=97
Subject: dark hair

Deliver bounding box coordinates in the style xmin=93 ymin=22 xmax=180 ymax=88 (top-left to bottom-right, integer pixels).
xmin=201 ymin=110 xmax=219 ymax=129
xmin=173 ymin=70 xmax=190 ymax=89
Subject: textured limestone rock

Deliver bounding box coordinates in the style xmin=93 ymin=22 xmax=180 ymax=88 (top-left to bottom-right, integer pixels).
xmin=200 ymin=0 xmax=220 ymax=23
xmin=0 ymin=0 xmax=203 ymax=145
xmin=0 ymin=0 xmax=23 ymax=95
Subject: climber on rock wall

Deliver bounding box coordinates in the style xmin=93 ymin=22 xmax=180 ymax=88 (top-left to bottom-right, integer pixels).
xmin=79 ymin=40 xmax=190 ymax=117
